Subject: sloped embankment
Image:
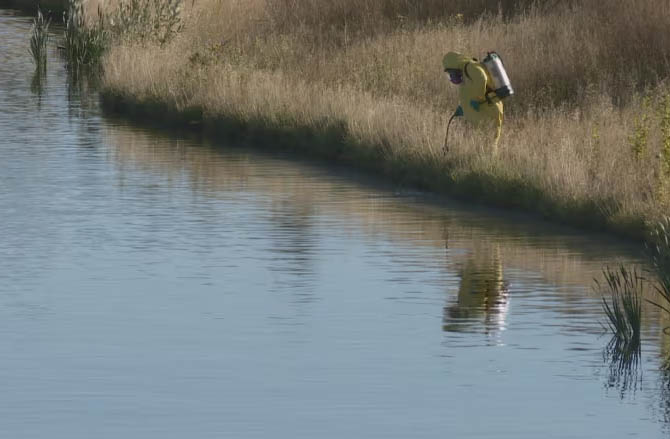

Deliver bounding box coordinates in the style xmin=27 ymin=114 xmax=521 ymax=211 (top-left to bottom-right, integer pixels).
xmin=101 ymin=0 xmax=670 ymax=242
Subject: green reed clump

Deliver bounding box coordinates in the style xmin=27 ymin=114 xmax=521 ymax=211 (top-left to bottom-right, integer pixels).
xmin=643 ymin=217 xmax=670 ymax=369
xmin=63 ymin=0 xmax=108 ymax=67
xmin=63 ymin=0 xmax=183 ymax=68
xmin=661 ymin=95 xmax=670 ymax=176
xmin=627 ymin=93 xmax=670 ymax=204
xmin=599 ymin=265 xmax=643 ymax=384
xmin=107 ymin=0 xmax=183 ymax=46
xmin=630 ymin=96 xmax=651 ymax=161
xmin=29 ymin=8 xmax=51 ymax=70
xmin=598 ymin=265 xmax=643 ymax=347
xmin=647 ymin=217 xmax=670 ymax=310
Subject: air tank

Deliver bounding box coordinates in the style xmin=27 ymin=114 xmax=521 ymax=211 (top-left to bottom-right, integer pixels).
xmin=482 ymin=52 xmax=514 ymax=98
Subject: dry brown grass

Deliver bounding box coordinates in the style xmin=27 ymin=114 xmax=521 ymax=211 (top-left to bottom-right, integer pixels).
xmin=170 ymin=0 xmax=670 ymax=110
xmin=101 ymin=0 xmax=670 ymax=237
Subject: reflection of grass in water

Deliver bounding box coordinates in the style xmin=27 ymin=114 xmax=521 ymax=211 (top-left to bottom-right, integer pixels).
xmin=603 ymin=334 xmax=642 ymax=397
xmin=30 ymin=68 xmax=47 ymax=104
xmin=656 ymin=370 xmax=670 ymax=428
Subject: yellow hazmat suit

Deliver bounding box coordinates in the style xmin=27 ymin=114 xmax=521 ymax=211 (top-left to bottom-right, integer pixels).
xmin=442 ymin=51 xmax=504 ymax=143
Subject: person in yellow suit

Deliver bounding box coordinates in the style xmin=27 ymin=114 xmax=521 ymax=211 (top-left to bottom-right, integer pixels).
xmin=442 ymin=51 xmax=504 ymax=147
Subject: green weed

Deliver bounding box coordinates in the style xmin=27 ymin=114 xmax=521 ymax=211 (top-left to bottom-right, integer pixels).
xmin=598 ymin=265 xmax=643 ymax=379
xmin=643 ymin=217 xmax=670 ymax=369
xmin=630 ymin=96 xmax=651 ymax=161
xmin=647 ymin=217 xmax=670 ymax=311
xmin=62 ymin=0 xmax=183 ymax=69
xmin=107 ymin=0 xmax=183 ymax=46
xmin=29 ymin=8 xmax=50 ymax=70
xmin=661 ymin=95 xmax=670 ymax=176
xmin=598 ymin=265 xmax=643 ymax=347
xmin=63 ymin=0 xmax=108 ymax=68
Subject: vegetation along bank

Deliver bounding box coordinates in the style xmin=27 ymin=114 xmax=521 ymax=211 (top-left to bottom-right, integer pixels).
xmin=68 ymin=0 xmax=670 ymax=242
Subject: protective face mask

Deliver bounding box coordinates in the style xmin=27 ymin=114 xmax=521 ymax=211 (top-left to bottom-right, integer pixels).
xmin=448 ymin=70 xmax=463 ymax=85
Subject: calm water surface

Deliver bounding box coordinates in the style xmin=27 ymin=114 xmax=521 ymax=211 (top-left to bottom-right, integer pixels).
xmin=2 ymin=9 xmax=670 ymax=438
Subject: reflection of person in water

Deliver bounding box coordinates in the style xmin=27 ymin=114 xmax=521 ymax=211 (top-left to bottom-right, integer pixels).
xmin=443 ymin=246 xmax=509 ymax=336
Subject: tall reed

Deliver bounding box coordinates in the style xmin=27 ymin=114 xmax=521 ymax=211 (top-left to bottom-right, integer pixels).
xmin=63 ymin=0 xmax=183 ymax=68
xmin=647 ymin=218 xmax=670 ymax=313
xmin=29 ymin=8 xmax=50 ymax=70
xmin=107 ymin=0 xmax=183 ymax=45
xmin=63 ymin=0 xmax=107 ymax=67
xmin=598 ymin=266 xmax=643 ymax=390
xmin=598 ymin=266 xmax=643 ymax=347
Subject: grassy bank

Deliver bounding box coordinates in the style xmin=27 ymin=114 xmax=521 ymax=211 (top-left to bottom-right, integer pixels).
xmin=99 ymin=0 xmax=670 ymax=241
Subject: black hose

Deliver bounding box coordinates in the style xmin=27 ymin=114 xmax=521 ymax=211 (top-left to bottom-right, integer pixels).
xmin=443 ymin=111 xmax=459 ymax=155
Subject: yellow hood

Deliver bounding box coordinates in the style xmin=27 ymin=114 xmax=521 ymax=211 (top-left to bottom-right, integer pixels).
xmin=442 ymin=51 xmax=473 ymax=71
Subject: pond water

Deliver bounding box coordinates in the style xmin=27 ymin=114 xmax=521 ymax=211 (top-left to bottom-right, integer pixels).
xmin=2 ymin=8 xmax=670 ymax=438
